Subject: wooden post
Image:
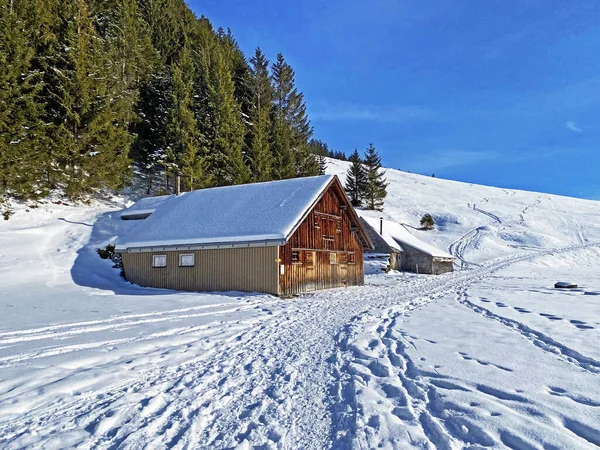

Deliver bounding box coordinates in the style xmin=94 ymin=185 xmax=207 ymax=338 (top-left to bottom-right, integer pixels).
xmin=379 ymin=217 xmax=383 ymax=235
xmin=176 ymin=174 xmax=181 ymax=196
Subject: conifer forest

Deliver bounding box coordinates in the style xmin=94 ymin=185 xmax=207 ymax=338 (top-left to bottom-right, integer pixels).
xmin=0 ymin=0 xmax=350 ymax=201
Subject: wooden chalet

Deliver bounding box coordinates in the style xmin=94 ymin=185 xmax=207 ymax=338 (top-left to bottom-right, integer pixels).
xmin=116 ymin=175 xmax=373 ymax=296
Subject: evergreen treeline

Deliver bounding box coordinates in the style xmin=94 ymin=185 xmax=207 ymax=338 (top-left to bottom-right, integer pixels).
xmin=0 ymin=0 xmax=337 ymax=201
xmin=344 ymin=144 xmax=388 ymax=211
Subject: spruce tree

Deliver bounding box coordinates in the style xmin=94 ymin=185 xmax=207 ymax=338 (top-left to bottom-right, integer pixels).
xmin=201 ymin=40 xmax=249 ymax=186
xmin=308 ymin=139 xmax=329 ymax=157
xmin=317 ymin=154 xmax=327 ymax=175
xmin=166 ymin=42 xmax=207 ymax=192
xmin=132 ymin=70 xmax=172 ymax=194
xmin=0 ymin=0 xmax=45 ymax=199
xmin=247 ymin=48 xmax=273 ymax=182
xmin=270 ymin=53 xmax=314 ymax=179
xmin=218 ymin=28 xmax=252 ymax=129
xmin=344 ymin=149 xmax=367 ymax=207
xmin=363 ymin=144 xmax=388 ymax=211
xmin=35 ymin=0 xmax=138 ymax=199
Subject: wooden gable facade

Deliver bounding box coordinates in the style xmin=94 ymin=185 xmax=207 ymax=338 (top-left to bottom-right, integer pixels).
xmin=278 ymin=177 xmax=369 ymax=295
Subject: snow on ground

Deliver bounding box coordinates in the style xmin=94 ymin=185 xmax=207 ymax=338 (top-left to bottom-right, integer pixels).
xmin=0 ymin=165 xmax=599 ymax=449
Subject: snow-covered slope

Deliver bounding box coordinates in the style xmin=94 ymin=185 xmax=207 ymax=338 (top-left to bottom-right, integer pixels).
xmin=0 ymin=165 xmax=599 ymax=449
xmin=327 ymin=158 xmax=600 ymax=264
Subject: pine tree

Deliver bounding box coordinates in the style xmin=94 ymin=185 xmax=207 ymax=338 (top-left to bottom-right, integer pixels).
xmin=166 ymin=41 xmax=207 ymax=192
xmin=247 ymin=48 xmax=273 ymax=182
xmin=363 ymin=144 xmax=388 ymax=211
xmin=201 ymin=40 xmax=249 ymax=186
xmin=317 ymin=154 xmax=327 ymax=175
xmin=344 ymin=149 xmax=367 ymax=207
xmin=34 ymin=0 xmax=139 ymax=199
xmin=270 ymin=53 xmax=314 ymax=179
xmin=308 ymin=139 xmax=329 ymax=156
xmin=0 ymin=0 xmax=45 ymax=199
xmin=44 ymin=0 xmax=108 ymax=198
xmin=420 ymin=213 xmax=435 ymax=230
xmin=218 ymin=28 xmax=252 ymax=129
xmin=132 ymin=70 xmax=172 ymax=194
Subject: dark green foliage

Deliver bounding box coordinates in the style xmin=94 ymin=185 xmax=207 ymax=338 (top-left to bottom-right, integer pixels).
xmin=167 ymin=40 xmax=209 ymax=191
xmin=363 ymin=144 xmax=388 ymax=211
xmin=344 ymin=149 xmax=367 ymax=207
xmin=0 ymin=0 xmax=343 ymax=201
xmin=308 ymin=139 xmax=347 ymax=161
xmin=420 ymin=213 xmax=435 ymax=230
xmin=131 ymin=70 xmax=172 ymax=194
xmin=270 ymin=53 xmax=316 ymax=179
xmin=97 ymin=243 xmax=116 ymax=259
xmin=2 ymin=208 xmax=14 ymax=220
xmin=0 ymin=0 xmax=45 ymax=199
xmin=202 ymin=39 xmax=249 ymax=186
xmin=247 ymin=48 xmax=273 ymax=182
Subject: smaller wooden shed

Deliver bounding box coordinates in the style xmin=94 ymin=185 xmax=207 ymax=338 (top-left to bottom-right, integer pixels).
xmin=360 ymin=216 xmax=455 ymax=275
xmin=116 ymin=175 xmax=372 ymax=296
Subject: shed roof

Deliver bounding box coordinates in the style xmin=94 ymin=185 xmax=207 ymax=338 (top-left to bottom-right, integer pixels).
xmin=117 ymin=175 xmax=370 ymax=251
xmin=360 ymin=216 xmax=454 ymax=259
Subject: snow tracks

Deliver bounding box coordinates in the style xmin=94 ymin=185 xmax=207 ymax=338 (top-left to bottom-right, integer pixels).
xmin=1 ymin=242 xmax=599 ymax=449
xmin=330 ymin=241 xmax=600 ymax=449
xmin=447 ymin=201 xmax=502 ymax=267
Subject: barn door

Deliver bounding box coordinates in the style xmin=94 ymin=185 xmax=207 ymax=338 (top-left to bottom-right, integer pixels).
xmin=339 ymin=252 xmax=348 ymax=286
xmin=304 ymin=251 xmax=316 ymax=291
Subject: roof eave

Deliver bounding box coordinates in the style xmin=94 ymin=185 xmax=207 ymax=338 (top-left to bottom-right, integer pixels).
xmin=116 ymin=238 xmax=286 ymax=253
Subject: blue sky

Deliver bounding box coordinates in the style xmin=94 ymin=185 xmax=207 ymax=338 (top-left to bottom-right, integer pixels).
xmin=189 ymin=0 xmax=600 ymax=199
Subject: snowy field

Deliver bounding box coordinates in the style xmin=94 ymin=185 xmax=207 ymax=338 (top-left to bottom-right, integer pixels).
xmin=0 ymin=163 xmax=599 ymax=449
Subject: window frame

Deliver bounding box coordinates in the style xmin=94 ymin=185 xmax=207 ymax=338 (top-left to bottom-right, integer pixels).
xmin=179 ymin=253 xmax=195 ymax=267
xmin=291 ymin=250 xmax=302 ymax=265
xmin=339 ymin=252 xmax=348 ymax=264
xmin=152 ymin=254 xmax=167 ymax=268
xmin=329 ymin=252 xmax=337 ymax=265
xmin=305 ymin=251 xmax=315 ymax=268
xmin=348 ymin=252 xmax=356 ymax=265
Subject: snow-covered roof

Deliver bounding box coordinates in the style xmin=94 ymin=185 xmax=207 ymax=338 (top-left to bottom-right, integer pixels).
xmin=360 ymin=218 xmax=403 ymax=253
xmin=360 ymin=216 xmax=454 ymax=259
xmin=117 ymin=175 xmax=336 ymax=250
xmin=120 ymin=195 xmax=174 ymax=220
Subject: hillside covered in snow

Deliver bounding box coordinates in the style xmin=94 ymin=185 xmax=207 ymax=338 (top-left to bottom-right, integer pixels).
xmin=0 ymin=165 xmax=599 ymax=449
xmin=327 ymin=158 xmax=600 ymax=265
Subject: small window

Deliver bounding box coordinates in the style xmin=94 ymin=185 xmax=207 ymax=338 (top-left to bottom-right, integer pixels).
xmin=329 ymin=252 xmax=337 ymax=265
xmin=305 ymin=251 xmax=315 ymax=267
xmin=179 ymin=253 xmax=194 ymax=267
xmin=339 ymin=252 xmax=348 ymax=264
xmin=336 ymin=219 xmax=342 ymax=233
xmin=153 ymin=255 xmax=167 ymax=268
xmin=291 ymin=251 xmax=302 ymax=264
xmin=348 ymin=253 xmax=356 ymax=265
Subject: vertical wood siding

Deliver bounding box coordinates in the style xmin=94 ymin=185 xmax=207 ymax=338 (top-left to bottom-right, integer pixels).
xmin=279 ymin=183 xmax=365 ymax=296
xmin=122 ymin=246 xmax=279 ymax=295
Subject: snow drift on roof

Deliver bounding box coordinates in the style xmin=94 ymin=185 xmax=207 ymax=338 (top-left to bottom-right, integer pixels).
xmin=120 ymin=195 xmax=174 ymax=219
xmin=360 ymin=215 xmax=454 ymax=259
xmin=117 ymin=175 xmax=334 ymax=249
